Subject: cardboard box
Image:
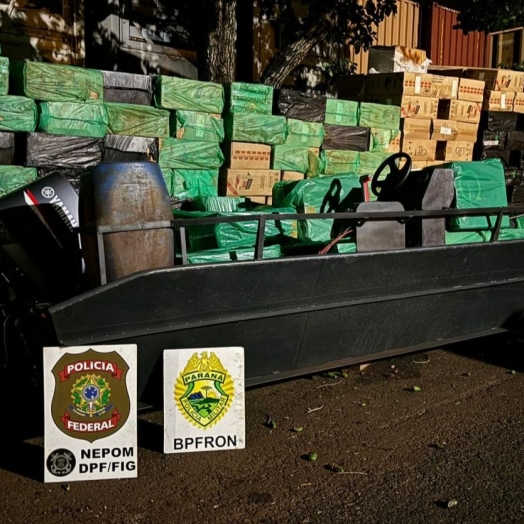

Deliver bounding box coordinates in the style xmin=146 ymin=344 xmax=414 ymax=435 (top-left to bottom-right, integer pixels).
xmin=456 ymin=122 xmax=479 ymax=142
xmin=513 ymin=93 xmax=524 ymax=114
xmin=464 ymin=68 xmax=524 ymax=92
xmin=399 ymin=96 xmax=438 ymax=119
xmin=281 ymin=171 xmax=305 ymax=181
xmin=483 ymin=91 xmax=516 ymax=112
xmin=401 ymin=118 xmax=431 ymax=140
xmin=401 ymin=139 xmax=437 ymax=161
xmin=431 ymin=119 xmax=459 ymax=141
xmin=411 ymin=160 xmax=447 ymax=171
xmin=366 ymin=73 xmax=457 ymax=99
xmin=437 ymin=141 xmax=475 ymax=162
xmin=431 ymin=120 xmax=477 ymax=141
xmin=458 ymin=78 xmax=485 ymax=102
xmin=227 ymin=142 xmax=271 ymax=169
xmin=439 ymin=99 xmax=481 ymax=124
xmin=368 ymin=46 xmax=429 ymax=73
xmin=219 ymin=169 xmax=280 ymax=197
xmin=249 ymin=196 xmax=273 ymax=206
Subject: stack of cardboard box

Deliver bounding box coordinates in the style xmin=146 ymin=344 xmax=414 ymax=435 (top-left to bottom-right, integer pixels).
xmin=363 ymin=72 xmax=483 ymax=169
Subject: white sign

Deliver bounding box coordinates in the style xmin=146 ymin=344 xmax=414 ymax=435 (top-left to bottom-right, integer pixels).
xmin=163 ymin=347 xmax=245 ymax=454
xmin=43 ymin=345 xmax=137 ymax=483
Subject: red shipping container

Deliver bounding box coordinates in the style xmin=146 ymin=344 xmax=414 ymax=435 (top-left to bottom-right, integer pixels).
xmin=424 ymin=3 xmax=488 ymax=68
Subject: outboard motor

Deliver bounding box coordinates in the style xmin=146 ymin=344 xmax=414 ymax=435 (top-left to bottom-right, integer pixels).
xmin=0 ymin=173 xmax=81 ymax=303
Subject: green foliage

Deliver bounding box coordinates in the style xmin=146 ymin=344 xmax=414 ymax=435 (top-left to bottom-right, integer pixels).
xmin=321 ymin=59 xmax=357 ymax=80
xmin=455 ymin=0 xmax=524 ymax=33
xmin=259 ymin=0 xmax=397 ymax=52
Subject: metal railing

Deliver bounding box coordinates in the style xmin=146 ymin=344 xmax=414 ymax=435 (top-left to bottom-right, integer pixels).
xmin=92 ymin=205 xmax=524 ymax=280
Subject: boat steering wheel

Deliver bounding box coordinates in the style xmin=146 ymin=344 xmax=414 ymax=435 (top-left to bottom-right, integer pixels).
xmin=371 ymin=153 xmax=412 ymax=198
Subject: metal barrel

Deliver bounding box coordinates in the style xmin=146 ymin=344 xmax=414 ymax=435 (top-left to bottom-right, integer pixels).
xmin=79 ymin=161 xmax=174 ymax=287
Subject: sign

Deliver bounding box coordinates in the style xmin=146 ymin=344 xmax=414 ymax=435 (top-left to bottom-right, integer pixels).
xmin=164 ymin=347 xmax=245 ymax=454
xmin=44 ymin=345 xmax=137 ymax=482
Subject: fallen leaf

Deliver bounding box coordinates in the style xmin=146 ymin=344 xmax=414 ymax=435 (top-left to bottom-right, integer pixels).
xmin=293 ymin=427 xmax=304 ymax=433
xmin=307 ymin=452 xmax=318 ymax=462
xmin=412 ymin=386 xmax=421 ymax=392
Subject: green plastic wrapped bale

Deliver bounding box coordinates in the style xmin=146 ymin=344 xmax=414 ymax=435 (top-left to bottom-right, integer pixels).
xmin=224 ymin=113 xmax=287 ymax=145
xmin=174 ymin=208 xmax=297 ymax=250
xmin=359 ymin=102 xmax=400 ymax=130
xmin=274 ymin=176 xmax=362 ymax=242
xmin=173 ymin=111 xmax=224 ymax=143
xmin=320 ymin=150 xmax=359 ymax=176
xmin=446 ymin=229 xmax=524 ymax=244
xmin=443 ymin=159 xmax=510 ymax=230
xmin=224 ymin=82 xmax=273 ymax=115
xmin=334 ymin=241 xmax=357 ymax=254
xmin=285 ymin=119 xmax=324 ymax=147
xmin=498 ymin=229 xmax=524 ymax=241
xmin=272 ymin=146 xmax=322 ymax=177
xmin=445 ymin=231 xmax=486 ymax=245
xmin=192 ymin=196 xmax=245 ymax=213
xmin=369 ymin=128 xmax=400 ymax=152
xmin=106 ymin=103 xmax=170 ymax=138
xmin=325 ymin=99 xmax=359 ymax=126
xmin=0 ymin=57 xmax=9 ymax=96
xmin=0 ymin=96 xmax=37 ymax=132
xmin=162 ymin=169 xmax=218 ymax=201
xmin=39 ymin=102 xmax=108 ymax=137
xmin=154 ymin=76 xmax=224 ymax=113
xmin=0 ymin=166 xmax=37 ymax=196
xmin=159 ymin=138 xmax=224 ymax=169
xmin=187 ymin=245 xmax=282 ymax=264
xmin=358 ymin=152 xmax=391 ymax=176
xmin=11 ymin=62 xmax=103 ymax=103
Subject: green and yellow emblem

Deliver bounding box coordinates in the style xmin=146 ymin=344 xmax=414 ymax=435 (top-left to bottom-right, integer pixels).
xmin=175 ymin=351 xmax=234 ymax=429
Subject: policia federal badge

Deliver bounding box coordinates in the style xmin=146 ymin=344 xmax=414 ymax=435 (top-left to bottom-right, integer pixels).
xmin=50 ymin=348 xmax=131 ymax=443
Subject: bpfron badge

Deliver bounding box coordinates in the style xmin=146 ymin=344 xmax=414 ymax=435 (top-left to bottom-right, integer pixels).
xmin=51 ymin=348 xmax=130 ymax=443
xmin=175 ymin=351 xmax=234 ymax=429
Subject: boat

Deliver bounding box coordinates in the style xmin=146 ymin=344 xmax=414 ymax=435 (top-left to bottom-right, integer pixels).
xmin=1 ymin=155 xmax=524 ymax=405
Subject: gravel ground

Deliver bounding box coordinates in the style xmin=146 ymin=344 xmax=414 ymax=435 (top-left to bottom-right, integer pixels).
xmin=2 ymin=335 xmax=524 ymax=524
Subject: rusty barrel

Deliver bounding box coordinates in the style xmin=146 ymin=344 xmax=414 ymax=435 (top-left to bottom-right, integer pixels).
xmin=79 ymin=161 xmax=174 ymax=287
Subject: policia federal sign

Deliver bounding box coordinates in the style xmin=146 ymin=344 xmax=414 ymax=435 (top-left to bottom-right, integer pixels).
xmin=44 ymin=345 xmax=137 ymax=482
xmin=164 ymin=347 xmax=245 ymax=453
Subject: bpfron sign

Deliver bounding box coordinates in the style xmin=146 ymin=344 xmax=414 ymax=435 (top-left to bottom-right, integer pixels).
xmin=164 ymin=347 xmax=245 ymax=453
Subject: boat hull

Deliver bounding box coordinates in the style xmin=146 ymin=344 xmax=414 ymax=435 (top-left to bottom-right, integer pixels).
xmin=49 ymin=241 xmax=524 ymax=401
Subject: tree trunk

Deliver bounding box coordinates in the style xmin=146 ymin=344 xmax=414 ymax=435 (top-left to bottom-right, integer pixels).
xmin=197 ymin=0 xmax=237 ymax=83
xmin=260 ymin=20 xmax=333 ymax=88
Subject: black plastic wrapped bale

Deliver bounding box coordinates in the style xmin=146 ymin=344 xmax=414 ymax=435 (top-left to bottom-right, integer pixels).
xmin=0 ymin=132 xmax=15 ymax=165
xmin=481 ymin=130 xmax=507 ymax=151
xmin=102 ymin=71 xmax=153 ymax=106
xmin=275 ymin=89 xmax=327 ymax=122
xmin=25 ymin=133 xmax=103 ymax=169
xmin=37 ymin=167 xmax=85 ymax=193
xmin=103 ymin=135 xmax=159 ymax=163
xmin=322 ymin=125 xmax=370 ymax=151
xmin=79 ymin=161 xmax=174 ymax=288
xmin=506 ymin=132 xmax=524 ymax=151
xmin=482 ymin=150 xmax=512 ymax=168
xmin=482 ymin=112 xmax=518 ymax=133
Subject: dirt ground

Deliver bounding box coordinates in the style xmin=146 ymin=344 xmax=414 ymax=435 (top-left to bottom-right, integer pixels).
xmin=2 ymin=335 xmax=524 ymax=524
